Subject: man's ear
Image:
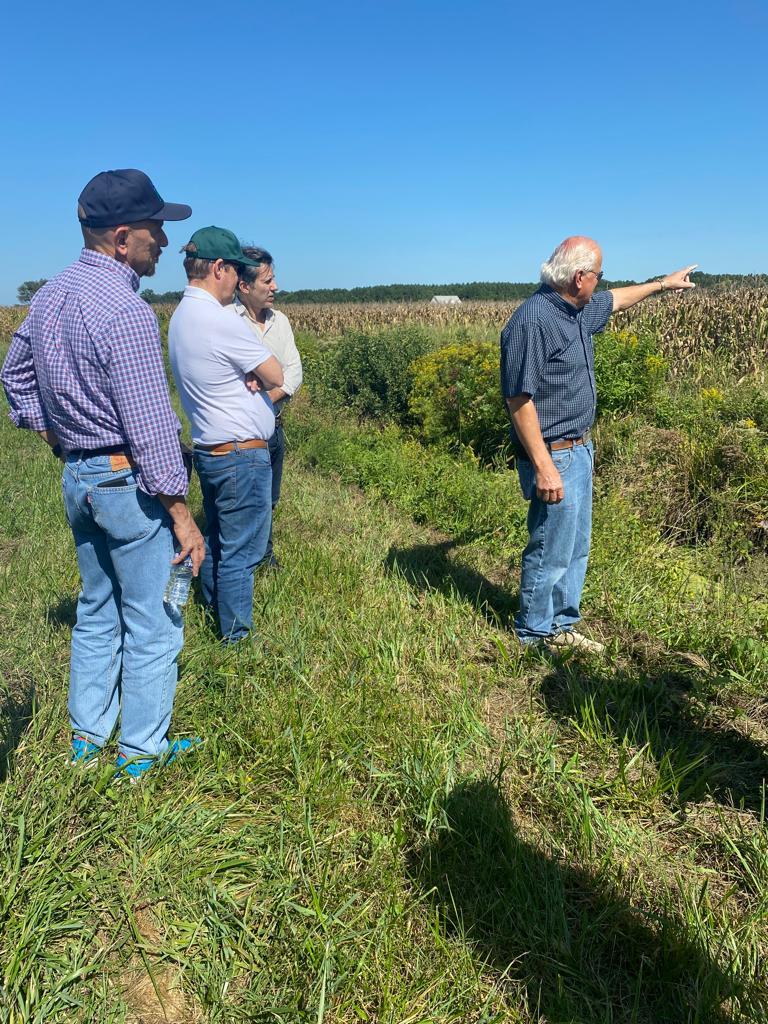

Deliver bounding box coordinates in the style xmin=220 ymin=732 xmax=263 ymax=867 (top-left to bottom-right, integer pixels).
xmin=113 ymin=226 xmax=130 ymax=251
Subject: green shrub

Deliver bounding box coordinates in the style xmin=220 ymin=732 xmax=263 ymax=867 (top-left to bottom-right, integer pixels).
xmin=309 ymin=326 xmax=435 ymax=421
xmin=596 ymin=408 xmax=768 ymax=557
xmin=594 ymin=330 xmax=668 ymax=415
xmin=293 ymin=330 xmax=324 ymax=368
xmin=720 ymin=380 xmax=768 ymax=430
xmin=408 ymin=341 xmax=509 ymax=460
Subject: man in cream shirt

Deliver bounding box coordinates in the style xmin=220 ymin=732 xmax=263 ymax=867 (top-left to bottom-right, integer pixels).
xmin=231 ymin=246 xmax=303 ymax=569
xmin=169 ymin=227 xmax=283 ymax=643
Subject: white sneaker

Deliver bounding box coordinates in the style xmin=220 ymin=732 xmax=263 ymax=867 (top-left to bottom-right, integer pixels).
xmin=545 ymin=630 xmax=605 ymax=655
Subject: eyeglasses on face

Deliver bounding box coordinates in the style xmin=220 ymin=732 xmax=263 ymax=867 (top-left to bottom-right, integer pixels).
xmin=582 ymin=269 xmax=604 ymax=282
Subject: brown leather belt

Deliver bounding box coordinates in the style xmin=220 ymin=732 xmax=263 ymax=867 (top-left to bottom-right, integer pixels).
xmin=548 ymin=431 xmax=591 ymax=452
xmin=68 ymin=447 xmax=135 ymax=471
xmin=196 ymin=439 xmax=269 ymax=456
xmin=514 ymin=431 xmax=591 ymax=462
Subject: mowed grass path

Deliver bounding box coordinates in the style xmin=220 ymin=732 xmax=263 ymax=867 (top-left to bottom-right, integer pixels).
xmin=1 ymin=419 xmax=767 ymax=1022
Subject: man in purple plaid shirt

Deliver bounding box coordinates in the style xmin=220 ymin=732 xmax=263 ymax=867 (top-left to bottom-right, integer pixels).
xmin=1 ymin=169 xmax=206 ymax=782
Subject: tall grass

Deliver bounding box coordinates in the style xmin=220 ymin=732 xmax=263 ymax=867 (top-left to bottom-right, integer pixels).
xmin=2 ymin=290 xmax=768 ymax=1022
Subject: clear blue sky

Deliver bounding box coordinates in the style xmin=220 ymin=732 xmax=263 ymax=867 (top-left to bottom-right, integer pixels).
xmin=1 ymin=0 xmax=766 ymax=303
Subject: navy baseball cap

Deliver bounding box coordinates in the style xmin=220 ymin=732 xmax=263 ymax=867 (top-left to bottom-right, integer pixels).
xmin=77 ymin=169 xmax=192 ymax=228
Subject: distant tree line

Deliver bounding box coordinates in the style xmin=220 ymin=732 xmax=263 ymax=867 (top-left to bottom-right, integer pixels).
xmin=231 ymin=273 xmax=768 ymax=305
xmin=140 ymin=281 xmax=612 ymax=304
xmin=275 ymin=282 xmax=541 ymax=304
xmin=140 ymin=288 xmax=185 ymax=303
xmin=16 ymin=273 xmax=768 ymax=307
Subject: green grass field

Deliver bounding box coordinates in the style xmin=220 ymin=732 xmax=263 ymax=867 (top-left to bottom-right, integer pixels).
xmin=2 ymin=309 xmax=768 ymax=1021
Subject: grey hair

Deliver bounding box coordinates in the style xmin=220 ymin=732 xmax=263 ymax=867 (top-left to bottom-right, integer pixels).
xmin=540 ymin=239 xmax=600 ymax=288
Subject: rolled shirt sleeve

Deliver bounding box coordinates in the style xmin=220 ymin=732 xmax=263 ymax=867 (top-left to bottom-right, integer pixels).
xmin=500 ymin=318 xmax=550 ymax=399
xmin=1 ymin=317 xmax=51 ymax=431
xmin=106 ymin=304 xmax=188 ymax=496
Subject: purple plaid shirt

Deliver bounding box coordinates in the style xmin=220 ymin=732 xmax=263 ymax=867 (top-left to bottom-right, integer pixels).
xmin=1 ymin=248 xmax=187 ymax=496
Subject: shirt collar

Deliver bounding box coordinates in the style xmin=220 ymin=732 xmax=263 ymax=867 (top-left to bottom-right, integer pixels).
xmin=79 ymin=247 xmax=140 ymax=293
xmin=233 ymin=296 xmax=273 ymax=328
xmin=539 ymin=284 xmax=580 ymax=318
xmin=183 ymin=285 xmax=224 ymax=306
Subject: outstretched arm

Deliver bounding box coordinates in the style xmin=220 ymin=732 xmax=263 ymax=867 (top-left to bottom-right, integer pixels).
xmin=610 ymin=265 xmax=697 ymax=313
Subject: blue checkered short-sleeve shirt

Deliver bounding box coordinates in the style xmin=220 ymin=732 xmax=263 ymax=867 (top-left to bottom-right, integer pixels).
xmin=500 ymin=285 xmax=613 ymax=443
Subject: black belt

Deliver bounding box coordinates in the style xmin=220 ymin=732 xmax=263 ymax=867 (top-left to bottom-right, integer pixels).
xmin=67 ymin=444 xmax=128 ymax=459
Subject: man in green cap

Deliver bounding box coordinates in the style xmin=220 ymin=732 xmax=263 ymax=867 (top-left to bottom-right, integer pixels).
xmin=169 ymin=227 xmax=284 ymax=643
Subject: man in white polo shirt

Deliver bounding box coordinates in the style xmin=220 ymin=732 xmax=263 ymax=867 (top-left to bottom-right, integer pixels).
xmin=169 ymin=226 xmax=284 ymax=643
xmin=231 ymin=246 xmax=303 ymax=569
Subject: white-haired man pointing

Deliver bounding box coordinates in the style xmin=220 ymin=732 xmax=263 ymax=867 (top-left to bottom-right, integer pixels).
xmin=500 ymin=236 xmax=695 ymax=652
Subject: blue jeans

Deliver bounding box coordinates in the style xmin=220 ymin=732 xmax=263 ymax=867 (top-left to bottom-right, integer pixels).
xmin=261 ymin=420 xmax=285 ymax=565
xmin=194 ymin=444 xmax=272 ymax=642
xmin=514 ymin=442 xmax=594 ymax=643
xmin=62 ymin=456 xmax=183 ymax=758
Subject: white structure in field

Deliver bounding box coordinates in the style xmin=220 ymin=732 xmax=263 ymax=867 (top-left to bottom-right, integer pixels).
xmin=430 ymin=295 xmax=462 ymax=305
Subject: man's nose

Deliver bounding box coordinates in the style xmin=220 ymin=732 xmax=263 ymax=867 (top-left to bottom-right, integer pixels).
xmin=159 ymin=229 xmax=169 ymax=248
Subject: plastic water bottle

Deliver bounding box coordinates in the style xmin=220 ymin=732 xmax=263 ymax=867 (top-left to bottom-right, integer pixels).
xmin=164 ymin=556 xmax=194 ymax=613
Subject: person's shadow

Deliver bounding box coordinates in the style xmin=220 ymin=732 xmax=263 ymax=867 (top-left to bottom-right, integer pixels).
xmin=540 ymin=660 xmax=768 ymax=812
xmin=410 ymin=778 xmax=759 ymax=1023
xmin=385 ymin=539 xmax=518 ymax=629
xmin=46 ymin=595 xmax=78 ymax=629
xmin=0 ymin=677 xmax=35 ymax=782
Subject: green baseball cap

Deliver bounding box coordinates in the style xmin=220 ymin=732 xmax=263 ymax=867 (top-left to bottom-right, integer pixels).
xmin=182 ymin=226 xmax=260 ymax=265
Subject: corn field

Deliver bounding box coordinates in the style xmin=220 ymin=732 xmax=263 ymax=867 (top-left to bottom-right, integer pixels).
xmin=2 ymin=286 xmax=766 ymax=375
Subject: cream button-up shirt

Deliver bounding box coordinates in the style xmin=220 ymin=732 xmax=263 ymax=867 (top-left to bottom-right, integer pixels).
xmin=231 ymin=299 xmax=303 ymax=397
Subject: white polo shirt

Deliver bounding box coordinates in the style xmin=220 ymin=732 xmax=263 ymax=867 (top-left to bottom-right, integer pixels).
xmin=169 ymin=286 xmax=276 ymax=445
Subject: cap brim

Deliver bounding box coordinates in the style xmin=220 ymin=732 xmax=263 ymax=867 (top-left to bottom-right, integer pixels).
xmin=235 ymin=255 xmax=261 ymax=267
xmin=149 ymin=201 xmax=192 ymax=222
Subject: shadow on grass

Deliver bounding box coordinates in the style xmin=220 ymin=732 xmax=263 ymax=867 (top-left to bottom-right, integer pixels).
xmin=46 ymin=594 xmax=78 ymax=630
xmin=0 ymin=676 xmax=35 ymax=782
xmin=540 ymin=661 xmax=768 ymax=812
xmin=385 ymin=540 xmax=518 ymax=628
xmin=411 ymin=778 xmax=755 ymax=1023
